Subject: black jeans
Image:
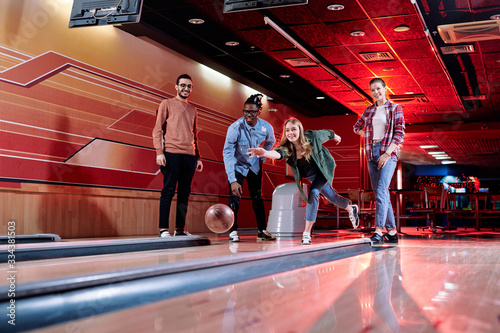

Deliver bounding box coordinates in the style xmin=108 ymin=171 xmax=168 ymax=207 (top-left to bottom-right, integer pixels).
xmin=159 ymin=152 xmax=197 ymax=229
xmin=227 ymin=169 xmax=267 ymax=232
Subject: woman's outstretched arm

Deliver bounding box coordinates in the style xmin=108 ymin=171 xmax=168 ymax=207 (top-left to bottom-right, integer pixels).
xmin=247 ymin=147 xmax=281 ymax=159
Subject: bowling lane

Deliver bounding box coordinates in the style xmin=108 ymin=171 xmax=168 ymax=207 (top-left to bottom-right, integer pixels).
xmin=0 ymin=232 xmax=365 ymax=284
xmin=26 ymin=238 xmax=500 ymax=333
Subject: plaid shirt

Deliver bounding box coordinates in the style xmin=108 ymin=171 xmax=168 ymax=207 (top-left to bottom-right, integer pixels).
xmin=353 ymin=100 xmax=405 ymax=161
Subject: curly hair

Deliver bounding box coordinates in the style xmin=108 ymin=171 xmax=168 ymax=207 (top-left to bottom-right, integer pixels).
xmin=244 ymin=94 xmax=263 ymax=109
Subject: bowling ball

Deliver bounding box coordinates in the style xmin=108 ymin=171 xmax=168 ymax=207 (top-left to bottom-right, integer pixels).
xmin=205 ymin=204 xmax=234 ymax=234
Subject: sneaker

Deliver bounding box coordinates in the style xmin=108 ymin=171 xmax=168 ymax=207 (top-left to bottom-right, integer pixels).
xmin=348 ymin=205 xmax=359 ymax=228
xmin=159 ymin=230 xmax=171 ymax=238
xmin=301 ymin=233 xmax=312 ymax=245
xmin=229 ymin=231 xmax=240 ymax=242
xmin=370 ymin=232 xmax=383 ymax=245
xmin=257 ymin=230 xmax=276 ymax=241
xmin=383 ymin=233 xmax=398 ymax=244
xmin=174 ymin=230 xmax=191 ymax=236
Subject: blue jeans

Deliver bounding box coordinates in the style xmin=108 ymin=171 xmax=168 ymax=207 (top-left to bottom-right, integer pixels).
xmin=368 ymin=141 xmax=397 ymax=230
xmin=301 ymin=164 xmax=350 ymax=222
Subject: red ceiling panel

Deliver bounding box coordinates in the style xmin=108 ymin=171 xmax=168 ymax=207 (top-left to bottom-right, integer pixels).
xmin=326 ymin=20 xmax=384 ymax=45
xmin=373 ymin=15 xmax=426 ymax=42
xmin=315 ymin=45 xmax=361 ymax=65
xmin=290 ymin=24 xmax=342 ymax=47
xmin=335 ymin=63 xmax=374 ymax=79
xmin=360 ymin=0 xmax=417 ymax=17
xmin=365 ymin=60 xmax=410 ymax=76
xmin=381 ymin=75 xmax=419 ymax=89
xmin=403 ymin=58 xmax=443 ymax=74
xmin=391 ymin=39 xmax=436 ymax=59
xmin=307 ymin=1 xmax=367 ymax=22
xmin=310 ymin=79 xmax=350 ymax=92
xmin=238 ymin=28 xmax=292 ymax=51
xmin=422 ymin=85 xmax=456 ymax=97
xmin=413 ymin=72 xmax=451 ymax=87
xmin=293 ymin=66 xmax=335 ymax=81
xmin=269 ymin=6 xmax=320 ymax=25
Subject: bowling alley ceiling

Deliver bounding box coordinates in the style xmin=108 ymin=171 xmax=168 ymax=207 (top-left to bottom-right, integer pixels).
xmin=120 ymin=0 xmax=500 ymax=169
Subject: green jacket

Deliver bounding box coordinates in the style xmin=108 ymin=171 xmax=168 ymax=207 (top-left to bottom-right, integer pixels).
xmin=275 ymin=130 xmax=336 ymax=201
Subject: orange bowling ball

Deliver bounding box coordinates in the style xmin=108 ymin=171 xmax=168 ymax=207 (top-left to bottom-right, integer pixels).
xmin=204 ymin=204 xmax=234 ymax=234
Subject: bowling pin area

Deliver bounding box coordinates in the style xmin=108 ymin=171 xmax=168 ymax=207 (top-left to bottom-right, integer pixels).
xmin=1 ymin=229 xmax=499 ymax=333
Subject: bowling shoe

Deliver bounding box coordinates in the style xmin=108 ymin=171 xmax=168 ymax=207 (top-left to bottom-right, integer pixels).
xmin=229 ymin=230 xmax=240 ymax=242
xmin=174 ymin=230 xmax=192 ymax=236
xmin=370 ymin=232 xmax=383 ymax=245
xmin=257 ymin=230 xmax=276 ymax=241
xmin=382 ymin=232 xmax=398 ymax=244
xmin=159 ymin=230 xmax=171 ymax=237
xmin=348 ymin=204 xmax=359 ymax=228
xmin=301 ymin=232 xmax=312 ymax=245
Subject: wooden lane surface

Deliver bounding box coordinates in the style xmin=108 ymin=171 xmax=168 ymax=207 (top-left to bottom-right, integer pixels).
xmin=28 ymin=237 xmax=500 ymax=333
xmin=0 ymin=232 xmax=366 ymax=285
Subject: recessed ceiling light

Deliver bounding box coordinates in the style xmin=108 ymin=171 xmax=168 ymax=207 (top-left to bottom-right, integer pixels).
xmin=405 ymin=91 xmax=415 ymax=94
xmin=327 ymin=4 xmax=345 ymax=11
xmin=428 ymin=151 xmax=446 ymax=155
xmin=394 ymin=24 xmax=410 ymax=32
xmin=188 ymin=18 xmax=205 ymax=24
xmin=382 ymin=67 xmax=394 ymax=71
xmin=316 ymin=96 xmax=325 ymax=100
xmin=441 ymin=160 xmax=457 ymax=164
xmin=435 ymin=156 xmax=451 ymax=159
xmin=225 ymin=41 xmax=240 ymax=46
xmin=490 ymin=14 xmax=500 ymax=20
xmin=350 ymin=30 xmax=365 ymax=37
xmin=279 ymin=74 xmax=291 ymax=78
xmin=420 ymin=145 xmax=439 ymax=149
xmin=330 ymin=84 xmax=341 ymax=88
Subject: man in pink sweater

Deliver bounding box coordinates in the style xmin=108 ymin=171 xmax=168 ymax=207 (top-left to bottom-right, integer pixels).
xmin=152 ymin=74 xmax=203 ymax=237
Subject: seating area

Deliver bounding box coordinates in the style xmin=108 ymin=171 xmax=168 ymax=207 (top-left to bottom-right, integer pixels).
xmin=316 ymin=187 xmax=500 ymax=232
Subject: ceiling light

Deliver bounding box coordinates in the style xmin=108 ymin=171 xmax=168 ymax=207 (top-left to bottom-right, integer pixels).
xmin=435 ymin=156 xmax=451 ymax=159
xmin=225 ymin=41 xmax=240 ymax=46
xmin=188 ymin=18 xmax=205 ymax=24
xmin=279 ymin=74 xmax=291 ymax=78
xmin=316 ymin=96 xmax=325 ymax=100
xmin=394 ymin=24 xmax=410 ymax=32
xmin=330 ymin=84 xmax=341 ymax=88
xmin=382 ymin=67 xmax=394 ymax=71
xmin=441 ymin=161 xmax=457 ymax=164
xmin=428 ymin=151 xmax=446 ymax=155
xmin=420 ymin=145 xmax=439 ymax=149
xmin=490 ymin=14 xmax=500 ymax=20
xmin=350 ymin=30 xmax=365 ymax=37
xmin=327 ymin=4 xmax=345 ymax=11
xmin=405 ymin=92 xmax=415 ymax=94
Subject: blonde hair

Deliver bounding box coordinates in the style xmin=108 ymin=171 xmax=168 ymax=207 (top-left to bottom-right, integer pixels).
xmin=278 ymin=117 xmax=313 ymax=161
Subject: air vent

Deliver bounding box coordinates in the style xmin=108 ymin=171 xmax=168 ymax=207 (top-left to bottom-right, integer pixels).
xmin=283 ymin=57 xmax=317 ymax=67
xmin=437 ymin=20 xmax=500 ymax=44
xmin=440 ymin=45 xmax=475 ymax=54
xmin=389 ymin=93 xmax=429 ymax=103
xmin=359 ymin=52 xmax=394 ymax=62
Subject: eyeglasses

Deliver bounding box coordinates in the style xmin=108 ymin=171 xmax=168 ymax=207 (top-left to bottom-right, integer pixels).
xmin=179 ymin=83 xmax=193 ymax=89
xmin=243 ymin=110 xmax=259 ymax=115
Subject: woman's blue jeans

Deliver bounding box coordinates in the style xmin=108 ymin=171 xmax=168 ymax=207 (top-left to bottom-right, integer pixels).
xmin=368 ymin=141 xmax=397 ymax=230
xmin=301 ymin=164 xmax=350 ymax=222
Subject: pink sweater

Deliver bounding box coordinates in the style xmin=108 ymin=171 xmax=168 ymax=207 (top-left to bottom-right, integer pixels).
xmin=152 ymin=98 xmax=200 ymax=159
